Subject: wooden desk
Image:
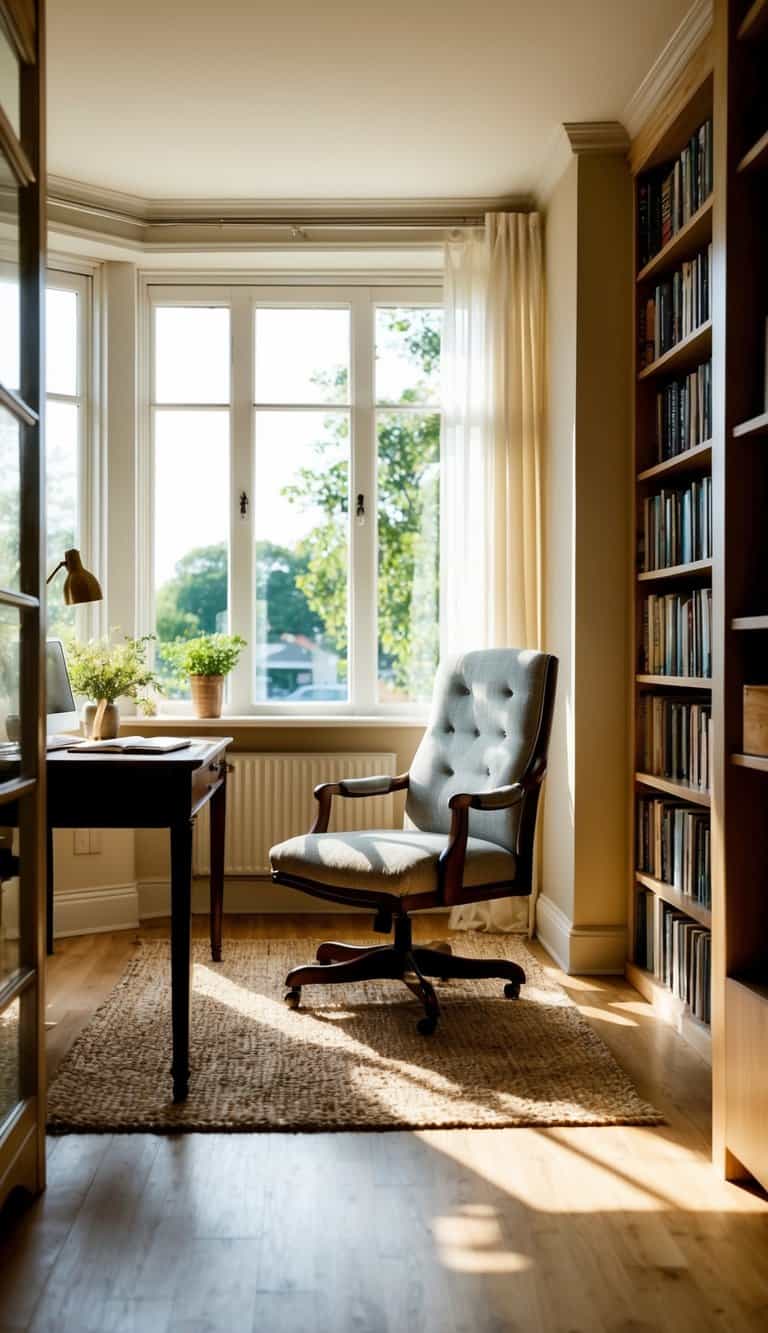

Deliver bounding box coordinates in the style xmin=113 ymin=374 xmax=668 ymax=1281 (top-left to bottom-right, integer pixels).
xmin=41 ymin=737 xmax=232 ymax=1102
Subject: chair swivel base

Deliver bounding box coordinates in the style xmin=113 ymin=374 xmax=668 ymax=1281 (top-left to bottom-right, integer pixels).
xmin=284 ymin=917 xmax=526 ymax=1035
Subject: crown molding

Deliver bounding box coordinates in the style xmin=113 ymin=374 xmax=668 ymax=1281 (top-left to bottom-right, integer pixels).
xmin=622 ymin=0 xmax=713 ymax=141
xmin=44 ymin=174 xmax=534 ymax=252
xmin=534 ymin=122 xmax=630 ymax=205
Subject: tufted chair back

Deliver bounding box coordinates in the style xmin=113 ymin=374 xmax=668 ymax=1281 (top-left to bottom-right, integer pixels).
xmin=405 ymin=649 xmax=557 ymax=872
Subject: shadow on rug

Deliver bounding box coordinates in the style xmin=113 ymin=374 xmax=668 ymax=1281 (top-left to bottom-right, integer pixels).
xmin=47 ymin=935 xmax=662 ymax=1133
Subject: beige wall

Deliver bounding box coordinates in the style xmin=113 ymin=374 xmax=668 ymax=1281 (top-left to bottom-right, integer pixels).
xmin=539 ymin=147 xmax=632 ymax=971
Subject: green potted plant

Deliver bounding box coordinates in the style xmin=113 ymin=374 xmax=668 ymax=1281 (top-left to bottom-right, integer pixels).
xmin=163 ymin=634 xmax=246 ymax=718
xmin=66 ymin=633 xmax=161 ymax=739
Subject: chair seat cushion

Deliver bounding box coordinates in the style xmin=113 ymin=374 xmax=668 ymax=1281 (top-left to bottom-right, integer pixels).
xmin=270 ymin=829 xmax=517 ymax=898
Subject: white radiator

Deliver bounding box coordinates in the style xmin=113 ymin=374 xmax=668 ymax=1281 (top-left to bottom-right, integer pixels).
xmin=192 ymin=751 xmax=397 ymax=876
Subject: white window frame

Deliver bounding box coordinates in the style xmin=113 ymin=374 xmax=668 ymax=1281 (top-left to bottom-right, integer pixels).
xmin=44 ymin=266 xmax=104 ymax=640
xmin=142 ymin=278 xmax=442 ymax=718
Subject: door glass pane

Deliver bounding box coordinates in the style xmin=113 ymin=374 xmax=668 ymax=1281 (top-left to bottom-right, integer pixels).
xmin=253 ymin=410 xmax=349 ymax=702
xmin=46 ymin=288 xmax=78 ymax=396
xmin=0 ymin=603 xmax=21 ymax=783
xmin=154 ymin=410 xmax=229 ymax=695
xmin=377 ymin=411 xmax=440 ymax=704
xmin=154 ymin=307 xmax=230 ymax=404
xmin=0 ymin=832 xmax=19 ymax=985
xmin=46 ymin=400 xmax=79 ymax=640
xmin=0 ymin=406 xmax=20 ymax=592
xmin=0 ymin=995 xmax=21 ymax=1128
xmin=254 ymin=309 xmax=350 ymax=405
xmin=0 ymin=154 xmax=20 ymax=392
xmin=375 ymin=307 xmax=442 ymax=406
xmin=0 ymin=24 xmax=20 ymax=137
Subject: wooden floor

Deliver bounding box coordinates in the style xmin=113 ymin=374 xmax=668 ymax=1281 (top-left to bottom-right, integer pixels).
xmin=1 ymin=914 xmax=767 ymax=1333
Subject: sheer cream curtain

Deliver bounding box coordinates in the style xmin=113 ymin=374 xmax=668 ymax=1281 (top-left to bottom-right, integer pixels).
xmin=440 ymin=211 xmax=544 ymax=933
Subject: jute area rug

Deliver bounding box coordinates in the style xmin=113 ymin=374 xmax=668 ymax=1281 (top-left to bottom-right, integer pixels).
xmin=46 ymin=936 xmax=661 ymax=1134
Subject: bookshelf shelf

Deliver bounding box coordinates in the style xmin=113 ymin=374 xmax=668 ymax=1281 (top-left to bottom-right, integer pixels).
xmin=625 ymin=961 xmax=712 ymax=1062
xmin=731 ymin=752 xmax=768 ymax=772
xmin=636 ymin=196 xmax=713 ymax=284
xmin=636 ymin=674 xmax=712 ymax=688
xmin=637 ymin=440 xmax=712 ymax=483
xmin=635 ymin=772 xmax=711 ymax=805
xmin=738 ymin=0 xmax=768 ymax=41
xmin=737 ymin=127 xmax=768 ymax=173
xmin=731 ymin=615 xmax=768 ymax=630
xmin=733 ymin=411 xmax=768 ymax=438
xmin=635 ymin=871 xmax=712 ymax=927
xmin=637 ymin=558 xmax=712 ymax=583
xmin=637 ymin=320 xmax=712 ymax=380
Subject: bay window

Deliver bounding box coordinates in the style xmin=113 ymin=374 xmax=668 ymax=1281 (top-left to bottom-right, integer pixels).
xmin=148 ymin=284 xmax=442 ymax=715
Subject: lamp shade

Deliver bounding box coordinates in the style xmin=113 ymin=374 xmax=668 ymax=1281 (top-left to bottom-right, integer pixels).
xmin=47 ymin=548 xmax=103 ymax=604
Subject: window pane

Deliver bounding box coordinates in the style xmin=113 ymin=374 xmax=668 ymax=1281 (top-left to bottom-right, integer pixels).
xmin=154 ymin=307 xmax=230 ymax=404
xmin=154 ymin=411 xmax=229 ymax=695
xmin=0 ymin=156 xmax=20 ymax=391
xmin=0 ymin=24 xmax=20 ymax=137
xmin=46 ymin=399 xmax=79 ymax=640
xmin=0 ymin=995 xmax=21 ymax=1130
xmin=0 ymin=406 xmax=20 ymax=592
xmin=375 ymin=307 xmax=442 ymax=407
xmin=254 ymin=410 xmax=348 ymax=701
xmin=0 ymin=603 xmax=21 ymax=784
xmin=0 ymin=839 xmax=19 ymax=985
xmin=46 ymin=288 xmax=78 ymax=396
xmin=377 ymin=411 xmax=440 ymax=703
xmin=254 ymin=309 xmax=349 ymax=405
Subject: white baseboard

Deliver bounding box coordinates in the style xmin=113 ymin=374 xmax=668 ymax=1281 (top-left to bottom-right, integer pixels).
xmin=53 ymin=882 xmax=140 ymax=938
xmin=137 ymin=876 xmax=351 ymax=920
xmin=535 ymin=893 xmax=626 ymax=974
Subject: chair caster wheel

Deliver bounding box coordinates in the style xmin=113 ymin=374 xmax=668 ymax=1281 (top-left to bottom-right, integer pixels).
xmin=417 ymin=1015 xmax=438 ymax=1036
xmin=504 ymin=982 xmax=521 ymax=1000
xmin=285 ymin=987 xmax=302 ymax=1009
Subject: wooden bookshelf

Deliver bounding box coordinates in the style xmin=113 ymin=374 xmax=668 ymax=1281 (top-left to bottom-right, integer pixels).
xmin=637 ymin=558 xmax=712 ymax=583
xmin=733 ymin=411 xmax=768 ymax=437
xmin=635 ymin=673 xmax=711 ymax=687
xmin=634 ymin=772 xmax=711 ymax=806
xmin=708 ymin=0 xmax=768 ymax=1190
xmin=637 ymin=440 xmax=712 ymax=482
xmin=637 ymin=320 xmax=712 ymax=381
xmin=635 ymin=871 xmax=712 ymax=928
xmin=635 ymin=197 xmax=714 ymax=284
xmin=628 ymin=43 xmax=715 ymax=1088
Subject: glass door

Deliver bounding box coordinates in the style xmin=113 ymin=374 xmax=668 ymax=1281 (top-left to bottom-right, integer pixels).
xmin=0 ymin=0 xmax=47 ymax=1206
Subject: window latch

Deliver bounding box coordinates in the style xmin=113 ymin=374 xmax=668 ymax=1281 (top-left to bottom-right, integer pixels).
xmin=239 ymin=490 xmax=249 ymax=520
xmin=355 ymin=493 xmax=366 ymax=526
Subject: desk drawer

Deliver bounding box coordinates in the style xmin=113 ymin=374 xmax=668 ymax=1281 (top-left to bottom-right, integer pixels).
xmin=191 ymin=758 xmax=225 ymax=814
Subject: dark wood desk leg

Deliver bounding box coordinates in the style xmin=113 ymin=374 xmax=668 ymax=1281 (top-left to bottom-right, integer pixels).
xmin=209 ymin=769 xmax=227 ymax=963
xmin=46 ymin=826 xmax=54 ymax=956
xmin=170 ymin=817 xmax=194 ymax=1102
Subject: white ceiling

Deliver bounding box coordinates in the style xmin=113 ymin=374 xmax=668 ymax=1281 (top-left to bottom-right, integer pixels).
xmin=48 ymin=0 xmax=693 ymax=203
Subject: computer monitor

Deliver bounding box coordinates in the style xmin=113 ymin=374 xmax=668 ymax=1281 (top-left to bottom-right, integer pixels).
xmin=46 ymin=639 xmax=78 ymax=735
xmin=0 ymin=639 xmax=77 ymax=741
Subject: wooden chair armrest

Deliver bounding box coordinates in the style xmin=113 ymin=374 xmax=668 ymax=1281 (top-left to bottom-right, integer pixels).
xmin=310 ymin=773 xmax=410 ymax=833
xmin=439 ymin=761 xmax=548 ymax=904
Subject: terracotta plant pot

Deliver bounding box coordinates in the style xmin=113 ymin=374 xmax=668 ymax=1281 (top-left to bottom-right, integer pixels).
xmin=190 ymin=674 xmax=224 ymax=718
xmin=83 ymin=701 xmax=120 ymax=740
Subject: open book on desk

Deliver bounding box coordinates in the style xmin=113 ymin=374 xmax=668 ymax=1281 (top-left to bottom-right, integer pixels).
xmin=68 ymin=736 xmax=193 ymax=754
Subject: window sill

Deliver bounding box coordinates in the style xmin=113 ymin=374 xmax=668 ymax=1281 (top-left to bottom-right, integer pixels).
xmin=127 ymin=714 xmax=428 ymax=730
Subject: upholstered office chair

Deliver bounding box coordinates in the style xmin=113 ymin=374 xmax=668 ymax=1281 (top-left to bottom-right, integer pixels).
xmin=270 ymin=648 xmax=558 ymax=1034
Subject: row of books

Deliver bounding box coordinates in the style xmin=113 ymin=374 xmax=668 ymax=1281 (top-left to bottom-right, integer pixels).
xmin=637 ymin=119 xmax=713 ymax=267
xmin=641 ymin=476 xmax=712 ymax=571
xmin=661 ymin=904 xmax=711 ymax=1024
xmin=639 ymin=246 xmax=711 ymax=366
xmin=641 ymin=589 xmax=712 ymax=678
xmin=635 ymin=888 xmax=656 ymax=972
xmin=638 ymin=695 xmax=711 ymax=789
xmin=654 ymin=360 xmax=712 ymax=461
xmin=637 ymin=797 xmax=711 ymax=908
